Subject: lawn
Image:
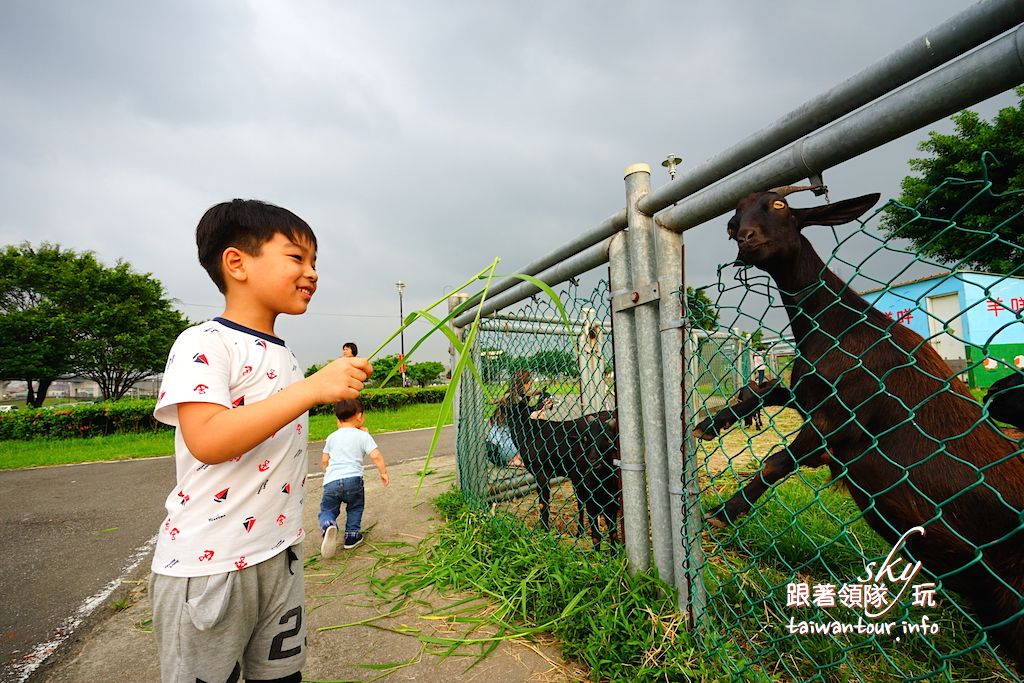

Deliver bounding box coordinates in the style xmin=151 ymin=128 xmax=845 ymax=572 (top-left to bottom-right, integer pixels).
xmin=0 ymin=402 xmax=452 ymax=470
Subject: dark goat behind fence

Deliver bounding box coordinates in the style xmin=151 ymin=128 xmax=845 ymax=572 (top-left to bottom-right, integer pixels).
xmin=504 ymin=398 xmax=621 ymax=550
xmin=710 ymin=186 xmax=1024 ymax=669
xmin=985 ymin=371 xmax=1024 ymax=431
xmin=693 ymin=378 xmax=789 ymax=439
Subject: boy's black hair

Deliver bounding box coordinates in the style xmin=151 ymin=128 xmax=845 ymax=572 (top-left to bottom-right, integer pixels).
xmin=196 ymin=199 xmax=319 ymax=293
xmin=343 ymin=342 xmax=358 ymax=356
xmin=334 ymin=397 xmax=364 ymax=421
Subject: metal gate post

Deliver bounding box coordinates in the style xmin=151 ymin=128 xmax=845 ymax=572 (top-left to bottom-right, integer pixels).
xmin=622 ymin=163 xmax=675 ymax=582
xmin=653 ymin=209 xmax=704 ymax=616
xmin=449 ymin=293 xmax=487 ymax=503
xmin=609 ymin=231 xmax=652 ymax=572
xmin=449 ymin=293 xmax=466 ymax=438
xmin=683 ymin=328 xmax=707 ymax=627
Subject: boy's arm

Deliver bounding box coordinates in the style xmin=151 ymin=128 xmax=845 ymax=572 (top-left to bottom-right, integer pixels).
xmin=179 ymin=357 xmax=372 ymax=464
xmin=321 ymin=451 xmax=330 ymax=472
xmin=368 ymin=448 xmax=389 ymax=487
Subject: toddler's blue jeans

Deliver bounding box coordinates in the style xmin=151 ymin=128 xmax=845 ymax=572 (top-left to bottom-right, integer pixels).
xmin=318 ymin=476 xmax=365 ymax=534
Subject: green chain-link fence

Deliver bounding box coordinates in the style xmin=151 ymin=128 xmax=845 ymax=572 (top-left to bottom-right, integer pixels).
xmin=452 ymin=166 xmax=1023 ymax=679
xmin=455 ymin=278 xmax=621 ymax=551
xmin=686 ymin=168 xmax=1024 ymax=681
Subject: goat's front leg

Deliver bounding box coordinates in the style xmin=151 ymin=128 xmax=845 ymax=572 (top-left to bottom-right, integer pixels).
xmin=694 ymin=401 xmax=751 ymax=440
xmin=535 ymin=474 xmax=552 ymax=530
xmin=565 ymin=479 xmax=588 ymax=539
xmin=694 ymin=384 xmax=794 ymax=440
xmin=708 ymin=428 xmax=828 ymax=528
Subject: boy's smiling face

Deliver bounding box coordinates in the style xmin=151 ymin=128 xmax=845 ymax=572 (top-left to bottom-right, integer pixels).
xmin=243 ymin=232 xmax=318 ymax=317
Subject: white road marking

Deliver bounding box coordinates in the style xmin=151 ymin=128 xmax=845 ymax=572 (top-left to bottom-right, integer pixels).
xmin=9 ymin=534 xmax=157 ymax=683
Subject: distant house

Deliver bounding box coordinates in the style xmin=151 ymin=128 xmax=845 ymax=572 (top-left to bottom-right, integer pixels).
xmin=2 ymin=375 xmax=163 ymax=401
xmin=862 ymin=271 xmax=1024 ymax=388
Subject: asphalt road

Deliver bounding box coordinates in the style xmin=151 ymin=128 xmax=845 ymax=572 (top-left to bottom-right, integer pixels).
xmin=0 ymin=426 xmax=454 ymax=683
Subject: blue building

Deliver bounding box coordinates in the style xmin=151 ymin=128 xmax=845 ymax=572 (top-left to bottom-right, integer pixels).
xmin=862 ymin=271 xmax=1024 ymax=388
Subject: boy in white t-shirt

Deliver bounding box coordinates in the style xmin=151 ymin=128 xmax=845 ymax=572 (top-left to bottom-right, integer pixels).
xmin=150 ymin=199 xmax=372 ymax=683
xmin=318 ymin=397 xmax=389 ymax=558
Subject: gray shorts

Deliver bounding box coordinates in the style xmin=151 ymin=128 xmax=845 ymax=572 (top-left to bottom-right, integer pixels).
xmin=150 ymin=543 xmax=306 ymax=683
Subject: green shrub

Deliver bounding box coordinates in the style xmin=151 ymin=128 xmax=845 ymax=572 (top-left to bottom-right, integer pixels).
xmin=310 ymin=386 xmax=448 ymax=416
xmin=0 ymin=386 xmax=448 ymax=440
xmin=0 ymin=399 xmax=165 ymax=440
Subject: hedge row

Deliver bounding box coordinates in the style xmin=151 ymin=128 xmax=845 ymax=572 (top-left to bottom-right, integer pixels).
xmin=309 ymin=386 xmax=447 ymax=415
xmin=0 ymin=386 xmax=449 ymax=440
xmin=0 ymin=399 xmax=167 ymax=440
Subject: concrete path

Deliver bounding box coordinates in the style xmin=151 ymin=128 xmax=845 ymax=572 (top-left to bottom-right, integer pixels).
xmin=0 ymin=426 xmax=494 ymax=683
xmin=18 ymin=433 xmax=576 ymax=682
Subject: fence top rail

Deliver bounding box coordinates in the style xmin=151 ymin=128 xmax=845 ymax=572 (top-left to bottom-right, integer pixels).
xmin=658 ymin=24 xmax=1024 ymax=233
xmin=638 ymin=0 xmax=1024 ymax=218
xmin=454 ymin=17 xmax=1024 ymax=327
xmin=450 ymin=0 xmax=1024 ymax=328
xmin=478 ymin=320 xmax=612 ymax=337
xmin=691 ymin=330 xmax=745 ymax=341
xmin=485 ymin=312 xmax=602 ymax=325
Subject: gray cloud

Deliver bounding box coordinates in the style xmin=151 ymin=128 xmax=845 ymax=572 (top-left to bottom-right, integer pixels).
xmin=0 ymin=1 xmax=1016 ymax=370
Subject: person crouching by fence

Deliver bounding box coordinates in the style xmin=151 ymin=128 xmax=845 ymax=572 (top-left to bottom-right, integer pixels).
xmin=485 ymin=368 xmax=555 ymax=467
xmin=318 ymin=398 xmax=389 ymax=558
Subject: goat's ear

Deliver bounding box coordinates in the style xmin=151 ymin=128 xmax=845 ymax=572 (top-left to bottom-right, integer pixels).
xmin=792 ymin=193 xmax=881 ymax=229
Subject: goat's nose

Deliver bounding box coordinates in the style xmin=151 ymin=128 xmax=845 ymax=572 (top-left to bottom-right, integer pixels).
xmin=736 ymin=227 xmax=754 ymax=245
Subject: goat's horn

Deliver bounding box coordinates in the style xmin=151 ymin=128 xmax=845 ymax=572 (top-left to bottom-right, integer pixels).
xmin=769 ymin=184 xmax=825 ymax=197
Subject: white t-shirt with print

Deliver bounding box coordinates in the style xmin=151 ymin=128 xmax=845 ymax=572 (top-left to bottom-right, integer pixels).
xmin=323 ymin=428 xmax=379 ymax=484
xmin=151 ymin=317 xmax=307 ymax=577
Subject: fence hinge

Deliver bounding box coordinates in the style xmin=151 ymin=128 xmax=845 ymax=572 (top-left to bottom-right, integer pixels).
xmin=612 ymin=281 xmax=659 ymax=312
xmin=614 ymin=459 xmax=646 ymax=472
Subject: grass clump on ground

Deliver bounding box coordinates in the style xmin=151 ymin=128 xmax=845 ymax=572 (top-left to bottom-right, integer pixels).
xmin=371 ymin=491 xmax=765 ymax=682
xmin=699 ymin=465 xmax=1019 ymax=682
xmin=384 ymin=478 xmax=1020 ymax=681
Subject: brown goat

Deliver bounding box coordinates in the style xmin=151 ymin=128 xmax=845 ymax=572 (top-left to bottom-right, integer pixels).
xmin=711 ymin=187 xmax=1024 ymax=668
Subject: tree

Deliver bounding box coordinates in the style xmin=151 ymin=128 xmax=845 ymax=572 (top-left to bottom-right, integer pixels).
xmin=0 ymin=307 xmax=75 ymax=406
xmin=686 ymin=287 xmax=719 ymax=332
xmin=406 ymin=361 xmax=445 ymax=387
xmin=527 ymin=350 xmax=577 ymax=378
xmin=879 ymin=87 xmax=1024 ymax=273
xmin=366 ymin=354 xmax=402 ymax=388
xmin=0 ymin=243 xmax=189 ymax=405
xmin=74 ymin=262 xmax=190 ymax=400
xmin=1 ymin=244 xmax=85 ymax=405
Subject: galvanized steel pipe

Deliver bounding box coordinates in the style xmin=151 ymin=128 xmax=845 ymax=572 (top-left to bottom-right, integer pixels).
xmin=608 ymin=231 xmax=652 ymax=572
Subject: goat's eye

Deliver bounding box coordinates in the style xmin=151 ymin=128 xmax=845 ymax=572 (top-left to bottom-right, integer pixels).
xmin=772 ymin=200 xmax=786 ymax=210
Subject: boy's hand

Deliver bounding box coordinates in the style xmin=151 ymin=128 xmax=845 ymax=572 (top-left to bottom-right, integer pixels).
xmin=380 ymin=470 xmax=390 ymax=487
xmin=306 ymin=357 xmax=373 ymax=405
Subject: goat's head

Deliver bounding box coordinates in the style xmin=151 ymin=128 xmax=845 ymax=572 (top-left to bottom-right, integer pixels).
xmin=582 ymin=414 xmax=619 ymax=465
xmin=728 ymin=186 xmax=880 ymax=272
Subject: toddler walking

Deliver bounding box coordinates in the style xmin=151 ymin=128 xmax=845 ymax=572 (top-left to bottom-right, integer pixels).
xmin=319 ymin=398 xmax=389 ymax=557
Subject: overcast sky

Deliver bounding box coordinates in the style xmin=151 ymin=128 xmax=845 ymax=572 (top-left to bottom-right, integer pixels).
xmin=0 ymin=1 xmax=1017 ymax=371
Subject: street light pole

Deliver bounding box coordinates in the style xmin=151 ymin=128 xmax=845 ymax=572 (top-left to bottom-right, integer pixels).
xmin=395 ymin=280 xmax=406 ymax=387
